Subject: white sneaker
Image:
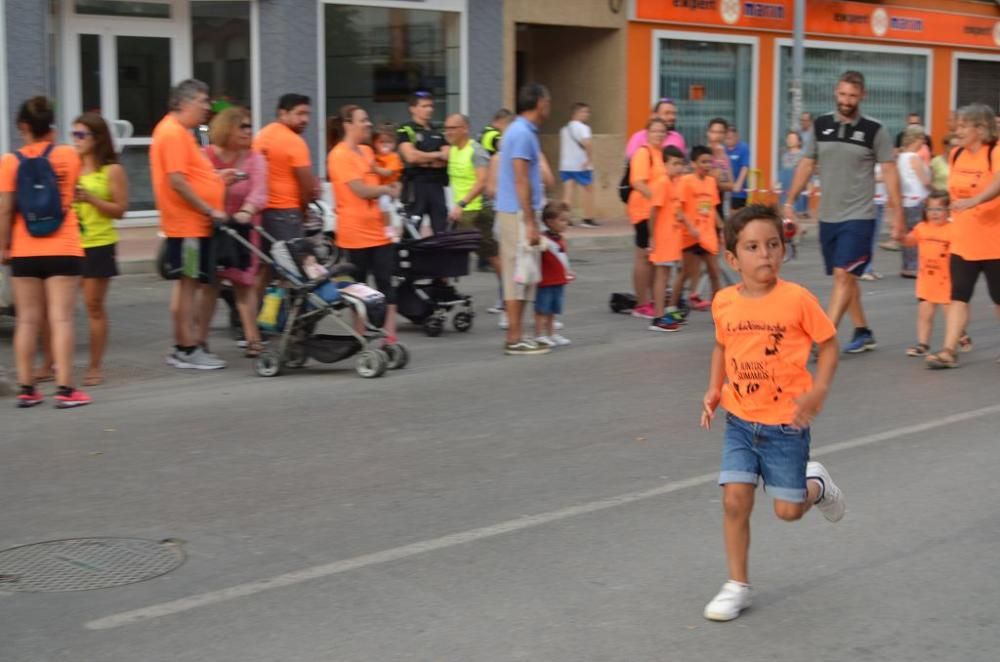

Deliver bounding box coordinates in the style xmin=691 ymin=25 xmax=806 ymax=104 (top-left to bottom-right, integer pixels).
xmin=807 ymin=461 xmax=845 ymax=522
xmin=550 ymin=334 xmax=571 ymax=346
xmin=487 ymin=303 xmax=504 ymax=314
xmin=553 ymin=319 xmax=564 ymax=330
xmin=498 ymin=312 xmax=509 ymax=329
xmin=166 ymin=347 xmax=227 ymax=370
xmin=534 ymin=335 xmax=556 ymax=347
xmin=704 ymin=580 xmax=752 ymax=621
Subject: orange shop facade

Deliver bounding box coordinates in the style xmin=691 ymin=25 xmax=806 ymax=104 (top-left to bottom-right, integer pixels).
xmin=626 ymin=0 xmax=1000 ymax=190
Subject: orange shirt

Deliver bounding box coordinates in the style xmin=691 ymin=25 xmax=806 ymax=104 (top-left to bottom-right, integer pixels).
xmin=327 ymin=142 xmax=389 ymax=250
xmin=0 ymin=142 xmax=83 ymax=258
xmin=648 ymin=176 xmax=685 ymax=265
xmin=713 ymin=280 xmax=836 ymax=425
xmin=374 ymin=151 xmax=403 ymax=186
xmin=253 ymin=122 xmax=311 ymax=209
xmin=627 ymin=146 xmax=665 ymax=223
xmin=908 ymin=221 xmax=954 ymax=304
xmin=679 ymin=173 xmax=720 ymax=254
xmin=149 ymin=114 xmax=224 ymax=238
xmin=948 ymin=144 xmax=1000 ymax=261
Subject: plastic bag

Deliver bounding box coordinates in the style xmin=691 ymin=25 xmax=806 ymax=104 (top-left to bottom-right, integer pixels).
xmin=513 ymin=242 xmax=540 ymax=286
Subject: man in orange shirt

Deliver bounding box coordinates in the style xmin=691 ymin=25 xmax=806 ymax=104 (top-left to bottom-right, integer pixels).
xmin=149 ymin=79 xmax=227 ymax=370
xmin=253 ymin=93 xmax=314 ymax=246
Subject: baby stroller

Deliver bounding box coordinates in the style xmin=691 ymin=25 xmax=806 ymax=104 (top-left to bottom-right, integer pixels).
xmin=218 ymin=222 xmax=408 ymax=378
xmin=394 ymin=220 xmax=479 ymax=337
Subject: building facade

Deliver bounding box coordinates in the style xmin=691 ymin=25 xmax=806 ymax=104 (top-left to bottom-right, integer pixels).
xmin=628 ymin=0 xmax=1000 ymax=191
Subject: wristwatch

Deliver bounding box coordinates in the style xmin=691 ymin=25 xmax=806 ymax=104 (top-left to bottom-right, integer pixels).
xmin=457 ymin=200 xmax=467 ymax=209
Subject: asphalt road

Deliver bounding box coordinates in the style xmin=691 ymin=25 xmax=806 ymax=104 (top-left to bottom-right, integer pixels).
xmin=2 ymin=238 xmax=999 ymax=662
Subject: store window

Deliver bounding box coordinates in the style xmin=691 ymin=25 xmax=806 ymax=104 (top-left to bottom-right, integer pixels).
xmin=324 ymin=4 xmax=460 ymax=126
xmin=778 ymin=45 xmax=928 ymax=153
xmin=657 ymin=37 xmax=754 ymax=150
xmin=956 ymin=59 xmax=1000 ymax=112
xmin=192 ymin=1 xmax=252 ymax=110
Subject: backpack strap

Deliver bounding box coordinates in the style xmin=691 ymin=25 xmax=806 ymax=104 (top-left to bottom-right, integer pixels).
xmin=41 ymin=143 xmax=56 ymax=159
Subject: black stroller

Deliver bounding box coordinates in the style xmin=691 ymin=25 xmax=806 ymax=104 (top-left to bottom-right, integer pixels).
xmin=394 ymin=222 xmax=479 ymax=337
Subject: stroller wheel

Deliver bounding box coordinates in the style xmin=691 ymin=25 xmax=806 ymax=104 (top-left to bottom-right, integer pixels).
xmin=452 ymin=311 xmax=474 ymax=333
xmin=383 ymin=343 xmax=409 ymax=370
xmin=423 ymin=317 xmax=444 ymax=337
xmin=254 ymin=352 xmax=282 ymax=378
xmin=355 ymin=349 xmax=388 ymax=378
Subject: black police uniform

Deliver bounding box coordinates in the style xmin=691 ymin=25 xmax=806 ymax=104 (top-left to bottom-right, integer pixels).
xmin=397 ymin=120 xmax=449 ymax=234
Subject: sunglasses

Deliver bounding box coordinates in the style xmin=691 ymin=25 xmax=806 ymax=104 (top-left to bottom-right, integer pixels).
xmin=414 ymin=91 xmax=432 ymax=99
xmin=239 ymin=123 xmax=253 ymax=130
xmin=71 ymin=130 xmax=92 ymax=140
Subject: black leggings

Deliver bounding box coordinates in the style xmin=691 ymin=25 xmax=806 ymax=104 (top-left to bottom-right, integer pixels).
xmin=950 ymin=254 xmax=1000 ymax=305
xmin=348 ymin=245 xmax=396 ymax=304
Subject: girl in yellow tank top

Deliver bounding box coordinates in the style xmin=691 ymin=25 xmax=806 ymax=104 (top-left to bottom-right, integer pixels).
xmin=75 ymin=166 xmax=119 ymax=248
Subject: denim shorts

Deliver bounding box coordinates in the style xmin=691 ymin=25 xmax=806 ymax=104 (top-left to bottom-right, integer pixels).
xmin=535 ymin=285 xmax=565 ymax=315
xmin=719 ymin=412 xmax=811 ymax=503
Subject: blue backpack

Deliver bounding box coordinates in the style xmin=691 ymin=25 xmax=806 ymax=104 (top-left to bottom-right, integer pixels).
xmin=14 ymin=144 xmax=65 ymax=237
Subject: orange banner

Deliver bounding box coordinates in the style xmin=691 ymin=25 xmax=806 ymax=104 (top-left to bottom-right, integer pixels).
xmin=634 ymin=0 xmax=1000 ymax=49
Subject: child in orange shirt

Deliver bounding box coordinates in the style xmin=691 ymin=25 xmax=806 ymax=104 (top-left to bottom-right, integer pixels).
xmin=677 ymin=146 xmax=723 ymax=313
xmin=647 ymin=146 xmax=693 ymax=331
xmin=700 ymin=204 xmax=845 ymax=622
xmin=900 ymin=191 xmax=972 ymax=357
xmin=372 ymin=123 xmax=403 ymax=231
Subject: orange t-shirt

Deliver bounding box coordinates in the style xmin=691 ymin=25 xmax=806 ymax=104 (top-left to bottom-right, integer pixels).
xmin=679 ymin=173 xmax=720 ymax=254
xmin=713 ymin=280 xmax=836 ymax=425
xmin=327 ymin=143 xmax=389 ymax=250
xmin=908 ymin=221 xmax=954 ymax=305
xmin=948 ymin=144 xmax=1000 ymax=261
xmin=648 ymin=176 xmax=685 ymax=265
xmin=374 ymin=151 xmax=403 ymax=186
xmin=627 ymin=146 xmax=665 ymax=223
xmin=253 ymin=122 xmax=311 ymax=209
xmin=0 ymin=143 xmax=83 ymax=258
xmin=149 ymin=115 xmax=224 ymax=238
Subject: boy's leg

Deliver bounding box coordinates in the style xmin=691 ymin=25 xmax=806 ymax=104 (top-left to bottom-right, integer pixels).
xmin=670 ymin=259 xmax=689 ymax=308
xmin=917 ymin=301 xmax=935 ymax=347
xmin=703 ymin=255 xmax=722 ymax=298
xmin=722 ymin=483 xmax=755 ymax=584
xmin=633 ymin=247 xmax=652 ymax=306
xmin=652 ymin=265 xmax=670 ymax=318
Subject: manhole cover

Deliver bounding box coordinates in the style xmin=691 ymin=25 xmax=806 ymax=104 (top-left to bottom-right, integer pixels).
xmin=0 ymin=538 xmax=185 ymax=592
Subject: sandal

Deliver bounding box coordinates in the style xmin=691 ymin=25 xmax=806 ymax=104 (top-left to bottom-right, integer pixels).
xmin=926 ymin=348 xmax=959 ymax=370
xmin=244 ymin=341 xmax=265 ymax=358
xmin=958 ymin=334 xmax=973 ymax=353
xmin=906 ymin=343 xmax=930 ymax=357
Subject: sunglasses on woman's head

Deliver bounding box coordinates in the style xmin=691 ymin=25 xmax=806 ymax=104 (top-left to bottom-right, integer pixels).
xmin=71 ymin=131 xmax=92 ymax=140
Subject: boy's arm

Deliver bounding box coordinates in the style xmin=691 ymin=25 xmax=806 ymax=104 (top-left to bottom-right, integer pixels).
xmin=701 ymin=341 xmax=726 ymax=429
xmin=792 ymin=336 xmax=838 ymax=428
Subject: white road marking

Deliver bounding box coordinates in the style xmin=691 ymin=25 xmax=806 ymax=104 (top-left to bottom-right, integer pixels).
xmin=85 ymin=403 xmax=1000 ymax=631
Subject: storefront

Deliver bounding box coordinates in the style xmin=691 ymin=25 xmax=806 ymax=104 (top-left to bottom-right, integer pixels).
xmin=628 ymin=0 xmax=1000 ymax=190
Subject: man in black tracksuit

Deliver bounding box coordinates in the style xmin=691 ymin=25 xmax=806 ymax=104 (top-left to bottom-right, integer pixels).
xmin=397 ymin=92 xmax=449 ymax=234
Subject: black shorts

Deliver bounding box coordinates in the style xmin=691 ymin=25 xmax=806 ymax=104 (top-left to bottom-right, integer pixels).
xmin=950 ymin=254 xmax=1000 ymax=305
xmin=684 ymin=244 xmax=708 ymax=256
xmin=634 ymin=220 xmax=650 ymax=249
xmin=163 ymin=237 xmax=216 ymax=284
xmin=347 ymin=244 xmax=396 ymax=304
xmin=10 ymin=256 xmax=83 ymax=279
xmin=261 ymin=208 xmax=304 ymax=252
xmin=83 ymin=244 xmax=119 ymax=279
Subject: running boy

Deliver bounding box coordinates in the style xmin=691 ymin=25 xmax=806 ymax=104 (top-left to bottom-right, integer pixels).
xmin=701 ymin=204 xmax=846 ymax=622
xmin=648 ymin=146 xmax=692 ymax=332
xmin=898 ymin=191 xmax=971 ymax=357
xmin=676 ymin=145 xmax=723 ymax=313
xmin=535 ymin=202 xmax=572 ymax=347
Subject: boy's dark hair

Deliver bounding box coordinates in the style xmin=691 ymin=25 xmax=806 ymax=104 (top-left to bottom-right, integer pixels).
xmin=839 ymin=70 xmax=865 ymax=91
xmin=690 ymin=144 xmax=712 ymax=161
xmin=277 ymin=93 xmax=310 ymax=112
xmin=724 ymin=204 xmax=784 ymax=254
xmin=708 ymin=117 xmax=729 ymax=131
xmin=374 ymin=121 xmax=397 ymax=141
xmin=663 ymin=145 xmax=685 ymax=162
xmin=542 ymin=200 xmax=570 ymax=223
xmin=516 ymin=83 xmax=550 ymax=114
xmin=926 ymin=190 xmax=950 ymax=207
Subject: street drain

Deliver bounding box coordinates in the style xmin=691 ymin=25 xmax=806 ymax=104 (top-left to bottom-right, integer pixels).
xmin=0 ymin=538 xmax=185 ymax=592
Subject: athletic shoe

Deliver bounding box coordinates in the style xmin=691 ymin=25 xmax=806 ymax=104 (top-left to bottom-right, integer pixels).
xmin=690 ymin=298 xmax=712 ymax=312
xmin=55 ymin=389 xmax=92 ymax=409
xmin=580 ymin=219 xmax=600 ymax=229
xmin=879 ymin=239 xmax=901 ymax=251
xmin=16 ymin=389 xmax=44 ymax=408
xmin=498 ymin=312 xmax=509 ymax=329
xmin=859 ymin=271 xmax=883 ymax=281
xmin=843 ymin=329 xmax=877 ymax=354
xmin=235 ymin=332 xmax=248 ymax=349
xmin=900 ymin=270 xmax=917 ymax=279
xmin=487 ymin=304 xmax=504 ymax=314
xmin=504 ymin=339 xmax=550 ymax=356
xmin=649 ymin=317 xmax=680 ymax=332
xmin=534 ymin=335 xmax=556 ymax=347
xmin=167 ymin=347 xmax=227 ymax=370
xmin=553 ymin=319 xmax=564 ymax=330
xmin=550 ymin=334 xmax=571 ymax=346
xmin=631 ymin=303 xmax=656 ymax=319
xmin=704 ymin=581 xmax=752 ymax=622
xmin=807 ymin=461 xmax=845 ymax=522
xmin=662 ymin=309 xmax=687 ymax=325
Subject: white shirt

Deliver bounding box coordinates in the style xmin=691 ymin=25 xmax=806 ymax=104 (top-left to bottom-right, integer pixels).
xmin=559 ymin=120 xmax=592 ymax=172
xmin=897 ymin=152 xmax=929 ymax=208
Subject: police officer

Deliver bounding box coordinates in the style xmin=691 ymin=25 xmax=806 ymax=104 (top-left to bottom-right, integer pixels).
xmin=479 ymin=108 xmax=514 ymax=157
xmin=397 ymin=91 xmax=449 ymax=234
